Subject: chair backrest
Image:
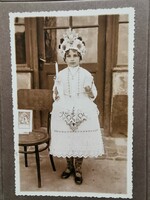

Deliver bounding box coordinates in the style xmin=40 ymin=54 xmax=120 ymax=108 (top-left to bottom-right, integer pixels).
xmin=18 ymin=89 xmax=53 ymax=111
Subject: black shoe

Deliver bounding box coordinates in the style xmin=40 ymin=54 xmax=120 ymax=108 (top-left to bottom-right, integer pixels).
xmin=74 ymin=171 xmax=83 ymax=185
xmin=61 ymin=168 xmax=74 ymax=179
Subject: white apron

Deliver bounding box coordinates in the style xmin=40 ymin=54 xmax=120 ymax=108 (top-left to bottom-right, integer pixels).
xmin=49 ymin=66 xmax=104 ymax=158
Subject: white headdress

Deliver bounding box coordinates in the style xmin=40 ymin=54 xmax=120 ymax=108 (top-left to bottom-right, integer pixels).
xmin=59 ymin=28 xmax=86 ymax=59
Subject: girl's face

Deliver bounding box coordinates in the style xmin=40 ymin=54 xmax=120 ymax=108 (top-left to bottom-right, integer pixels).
xmin=65 ymin=49 xmax=80 ymax=67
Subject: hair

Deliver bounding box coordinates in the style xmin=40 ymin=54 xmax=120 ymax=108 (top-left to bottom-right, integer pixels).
xmin=64 ymin=49 xmax=82 ymax=62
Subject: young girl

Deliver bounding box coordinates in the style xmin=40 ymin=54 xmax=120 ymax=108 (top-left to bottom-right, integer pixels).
xmin=50 ymin=29 xmax=104 ymax=185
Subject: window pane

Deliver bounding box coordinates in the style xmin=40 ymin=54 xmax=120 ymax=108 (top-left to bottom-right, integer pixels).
xmin=44 ymin=17 xmax=56 ymax=27
xmin=15 ymin=17 xmax=25 ymax=24
xmin=17 ymin=73 xmax=32 ymax=90
xmin=15 ymin=18 xmax=26 ymax=64
xmin=72 ymin=16 xmax=98 ymax=26
xmin=44 ymin=17 xmax=57 ymax=62
xmin=44 ymin=17 xmax=69 ymax=28
xmin=117 ymin=24 xmax=128 ymax=65
xmin=76 ymin=28 xmax=98 ymax=63
xmin=119 ymin=15 xmax=128 ymax=22
xmin=56 ymin=17 xmax=69 ymax=27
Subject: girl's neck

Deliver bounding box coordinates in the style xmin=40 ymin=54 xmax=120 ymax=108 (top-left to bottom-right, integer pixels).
xmin=68 ymin=65 xmax=79 ymax=68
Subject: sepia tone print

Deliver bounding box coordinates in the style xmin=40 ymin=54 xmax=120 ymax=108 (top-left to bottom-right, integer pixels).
xmin=10 ymin=8 xmax=134 ymax=198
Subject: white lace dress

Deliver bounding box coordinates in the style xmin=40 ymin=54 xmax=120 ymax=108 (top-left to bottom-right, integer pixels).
xmin=49 ymin=66 xmax=104 ymax=158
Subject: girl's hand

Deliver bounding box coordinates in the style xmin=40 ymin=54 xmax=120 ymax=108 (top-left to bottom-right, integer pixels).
xmin=84 ymin=86 xmax=94 ymax=98
xmin=54 ymin=87 xmax=60 ymax=100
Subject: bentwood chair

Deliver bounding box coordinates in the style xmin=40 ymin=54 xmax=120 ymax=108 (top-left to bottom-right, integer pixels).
xmin=17 ymin=89 xmax=56 ymax=188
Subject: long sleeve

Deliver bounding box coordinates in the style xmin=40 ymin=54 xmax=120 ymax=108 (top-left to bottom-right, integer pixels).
xmin=83 ymin=73 xmax=97 ymax=101
xmin=52 ymin=73 xmax=63 ymax=100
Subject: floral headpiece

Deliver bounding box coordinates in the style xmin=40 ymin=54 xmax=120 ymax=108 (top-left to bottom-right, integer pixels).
xmin=59 ymin=28 xmax=86 ymax=59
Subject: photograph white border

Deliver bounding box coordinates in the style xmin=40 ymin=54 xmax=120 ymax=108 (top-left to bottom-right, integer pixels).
xmin=10 ymin=7 xmax=135 ymax=199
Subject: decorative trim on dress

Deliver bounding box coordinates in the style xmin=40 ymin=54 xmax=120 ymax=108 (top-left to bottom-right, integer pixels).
xmin=59 ymin=107 xmax=87 ymax=131
xmin=54 ymin=129 xmax=99 ymax=133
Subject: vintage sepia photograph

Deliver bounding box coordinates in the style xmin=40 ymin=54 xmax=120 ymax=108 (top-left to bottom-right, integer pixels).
xmin=10 ymin=8 xmax=134 ymax=198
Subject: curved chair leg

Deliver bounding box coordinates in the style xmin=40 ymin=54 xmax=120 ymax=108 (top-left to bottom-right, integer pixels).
xmin=49 ymin=154 xmax=56 ymax=171
xmin=35 ymin=145 xmax=41 ymax=188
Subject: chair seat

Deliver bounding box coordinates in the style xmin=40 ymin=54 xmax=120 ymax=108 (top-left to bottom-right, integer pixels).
xmin=19 ymin=131 xmax=50 ymax=154
xmin=19 ymin=131 xmax=49 ymax=146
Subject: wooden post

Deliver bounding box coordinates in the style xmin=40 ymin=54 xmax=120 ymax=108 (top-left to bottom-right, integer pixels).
xmin=104 ymin=15 xmax=119 ymax=136
xmin=29 ymin=18 xmax=40 ymax=128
